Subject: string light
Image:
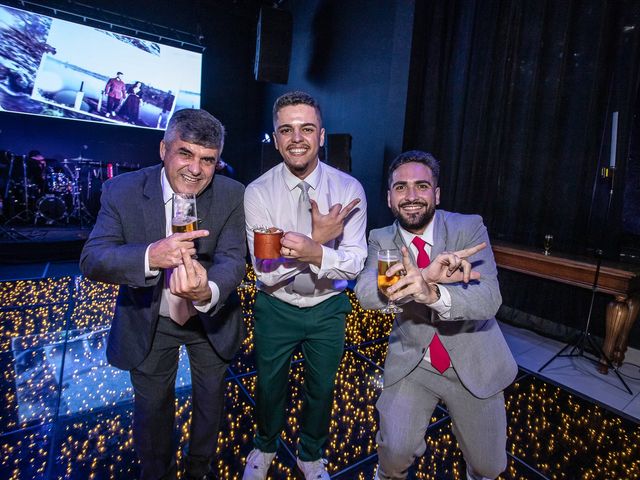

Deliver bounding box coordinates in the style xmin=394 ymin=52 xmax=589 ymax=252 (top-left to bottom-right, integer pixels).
xmin=0 ymin=269 xmax=637 ymax=478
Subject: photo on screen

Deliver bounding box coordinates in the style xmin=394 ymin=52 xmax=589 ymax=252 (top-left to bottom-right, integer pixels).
xmin=0 ymin=3 xmax=202 ymax=130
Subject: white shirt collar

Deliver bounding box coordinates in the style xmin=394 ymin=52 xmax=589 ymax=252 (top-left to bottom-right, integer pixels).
xmin=161 ymin=167 xmax=175 ymax=205
xmin=398 ymin=216 xmax=435 ymax=249
xmin=282 ymin=160 xmax=321 ymax=192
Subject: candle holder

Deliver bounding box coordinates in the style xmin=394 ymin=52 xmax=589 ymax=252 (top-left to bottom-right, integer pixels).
xmin=543 ymin=234 xmax=553 ymax=256
xmin=600 ymin=165 xmax=616 ymax=180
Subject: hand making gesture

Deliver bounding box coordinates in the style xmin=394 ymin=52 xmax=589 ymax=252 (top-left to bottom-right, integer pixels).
xmin=148 ymin=230 xmax=209 ymax=269
xmin=310 ymin=198 xmax=361 ymax=245
xmin=384 ymin=242 xmax=486 ymax=304
xmin=169 ymin=248 xmax=211 ymax=303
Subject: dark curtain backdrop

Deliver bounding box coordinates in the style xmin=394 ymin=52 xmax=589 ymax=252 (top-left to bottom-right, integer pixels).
xmin=404 ymin=0 xmax=640 ymax=255
xmin=403 ymin=0 xmax=640 ymax=346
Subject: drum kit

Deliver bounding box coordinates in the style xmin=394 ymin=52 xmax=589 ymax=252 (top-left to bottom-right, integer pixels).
xmin=1 ymin=152 xmax=104 ymax=227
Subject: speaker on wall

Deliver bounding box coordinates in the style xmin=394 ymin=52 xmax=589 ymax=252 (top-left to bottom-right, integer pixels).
xmin=254 ymin=7 xmax=292 ymax=84
xmin=326 ymin=133 xmax=352 ymax=172
xmin=260 ymin=142 xmax=282 ymax=174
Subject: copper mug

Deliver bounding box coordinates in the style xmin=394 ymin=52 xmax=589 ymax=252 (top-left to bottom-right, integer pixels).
xmin=253 ymin=227 xmax=284 ymax=259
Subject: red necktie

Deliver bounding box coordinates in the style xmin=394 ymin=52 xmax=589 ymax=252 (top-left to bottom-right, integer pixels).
xmin=412 ymin=236 xmax=451 ymax=374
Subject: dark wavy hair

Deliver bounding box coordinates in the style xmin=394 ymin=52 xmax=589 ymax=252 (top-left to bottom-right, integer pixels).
xmin=387 ymin=150 xmax=440 ymax=187
xmin=272 ymin=91 xmax=322 ymax=126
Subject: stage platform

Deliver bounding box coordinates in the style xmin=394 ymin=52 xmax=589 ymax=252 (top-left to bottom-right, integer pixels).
xmin=0 ymin=226 xmax=90 ymax=265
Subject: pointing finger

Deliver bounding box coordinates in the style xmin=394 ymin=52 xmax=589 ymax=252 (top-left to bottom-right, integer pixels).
xmin=181 ymin=249 xmax=197 ymax=282
xmin=310 ymin=199 xmax=320 ymax=216
xmin=175 ymin=229 xmax=209 ymax=242
xmin=339 ymin=198 xmax=361 ymax=219
xmin=453 ymin=242 xmax=486 ymax=259
xmin=399 ymin=246 xmax=414 ymax=274
xmin=329 ymin=203 xmax=343 ymax=216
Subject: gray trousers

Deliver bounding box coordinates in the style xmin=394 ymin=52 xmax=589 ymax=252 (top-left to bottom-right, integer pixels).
xmin=376 ymin=359 xmax=507 ymax=480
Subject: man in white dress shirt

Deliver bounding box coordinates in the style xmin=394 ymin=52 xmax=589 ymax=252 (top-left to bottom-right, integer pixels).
xmin=243 ymin=91 xmax=367 ymax=480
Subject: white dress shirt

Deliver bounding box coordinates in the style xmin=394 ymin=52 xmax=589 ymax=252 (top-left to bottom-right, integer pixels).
xmin=144 ymin=169 xmax=220 ymax=318
xmin=244 ymin=161 xmax=367 ymax=308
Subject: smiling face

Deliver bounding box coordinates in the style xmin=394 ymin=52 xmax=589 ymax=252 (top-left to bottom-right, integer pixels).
xmin=388 ymin=161 xmax=440 ymax=234
xmin=273 ymin=104 xmax=325 ymax=179
xmin=160 ymin=138 xmax=219 ymax=195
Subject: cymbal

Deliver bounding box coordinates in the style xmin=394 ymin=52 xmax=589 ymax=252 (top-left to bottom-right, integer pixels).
xmin=117 ymin=163 xmax=141 ymax=171
xmin=67 ymin=157 xmax=95 ymax=162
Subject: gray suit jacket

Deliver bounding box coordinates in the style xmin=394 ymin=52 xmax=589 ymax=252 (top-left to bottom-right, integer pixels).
xmin=80 ymin=164 xmax=246 ymax=370
xmin=354 ymin=210 xmax=517 ymax=399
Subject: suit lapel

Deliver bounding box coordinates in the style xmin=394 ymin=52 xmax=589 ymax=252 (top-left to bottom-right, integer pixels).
xmin=196 ymin=178 xmax=213 ymax=231
xmin=391 ymin=221 xmax=418 ymax=266
xmin=142 ymin=165 xmax=166 ymax=242
xmin=431 ymin=210 xmax=447 ymax=258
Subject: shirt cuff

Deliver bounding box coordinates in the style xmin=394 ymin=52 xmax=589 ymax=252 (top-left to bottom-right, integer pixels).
xmin=310 ymin=245 xmax=334 ymax=275
xmin=194 ymin=280 xmax=220 ymax=312
xmin=145 ymin=244 xmax=161 ymax=278
xmin=428 ymin=284 xmax=452 ymax=319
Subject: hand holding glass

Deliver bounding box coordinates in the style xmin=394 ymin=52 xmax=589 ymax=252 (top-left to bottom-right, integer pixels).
xmin=172 ymin=193 xmax=198 ymax=233
xmin=378 ymin=249 xmax=403 ymax=314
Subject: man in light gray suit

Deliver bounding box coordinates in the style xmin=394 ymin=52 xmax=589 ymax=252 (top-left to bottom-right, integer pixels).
xmin=355 ymin=150 xmax=517 ymax=480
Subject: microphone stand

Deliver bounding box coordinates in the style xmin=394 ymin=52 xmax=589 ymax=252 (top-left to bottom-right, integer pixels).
xmin=5 ymin=155 xmax=35 ymax=224
xmin=538 ymin=167 xmax=632 ymax=394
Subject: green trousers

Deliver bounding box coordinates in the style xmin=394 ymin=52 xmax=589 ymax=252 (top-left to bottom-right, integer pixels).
xmin=253 ymin=291 xmax=351 ymax=461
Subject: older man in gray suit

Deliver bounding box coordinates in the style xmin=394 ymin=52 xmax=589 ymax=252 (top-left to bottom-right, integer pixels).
xmin=81 ymin=109 xmax=246 ymax=480
xmin=355 ymin=150 xmax=517 ymax=480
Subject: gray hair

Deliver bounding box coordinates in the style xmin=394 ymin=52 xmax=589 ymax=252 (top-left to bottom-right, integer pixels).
xmin=163 ymin=108 xmax=225 ymax=150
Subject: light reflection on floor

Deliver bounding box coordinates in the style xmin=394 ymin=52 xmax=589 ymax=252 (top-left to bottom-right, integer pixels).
xmin=0 ymin=273 xmax=638 ymax=479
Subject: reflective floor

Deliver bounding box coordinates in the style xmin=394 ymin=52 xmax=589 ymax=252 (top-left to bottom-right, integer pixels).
xmin=0 ymin=273 xmax=639 ymax=479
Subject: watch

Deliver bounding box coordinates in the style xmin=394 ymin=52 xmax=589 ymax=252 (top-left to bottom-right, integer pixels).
xmin=430 ymin=283 xmax=441 ymax=301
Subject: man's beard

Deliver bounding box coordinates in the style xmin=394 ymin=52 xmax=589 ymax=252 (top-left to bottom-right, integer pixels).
xmin=391 ymin=201 xmax=436 ymax=232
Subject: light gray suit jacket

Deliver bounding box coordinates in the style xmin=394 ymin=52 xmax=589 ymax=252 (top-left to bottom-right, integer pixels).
xmin=354 ymin=210 xmax=517 ymax=399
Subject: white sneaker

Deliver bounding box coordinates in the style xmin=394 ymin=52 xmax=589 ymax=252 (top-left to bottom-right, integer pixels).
xmin=466 ymin=467 xmax=491 ymax=480
xmin=242 ymin=449 xmax=276 ymax=480
xmin=296 ymin=458 xmax=330 ymax=480
xmin=373 ymin=464 xmax=381 ymax=480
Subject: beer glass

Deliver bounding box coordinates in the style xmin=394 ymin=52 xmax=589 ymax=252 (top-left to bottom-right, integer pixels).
xmin=378 ymin=249 xmax=403 ymax=314
xmin=172 ymin=193 xmax=198 ymax=233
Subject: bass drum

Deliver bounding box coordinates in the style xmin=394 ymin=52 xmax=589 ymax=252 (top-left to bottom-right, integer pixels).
xmin=36 ymin=194 xmax=68 ymax=223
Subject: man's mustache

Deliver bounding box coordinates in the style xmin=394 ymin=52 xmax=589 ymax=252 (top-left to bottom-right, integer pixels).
xmin=399 ymin=201 xmax=428 ymax=208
